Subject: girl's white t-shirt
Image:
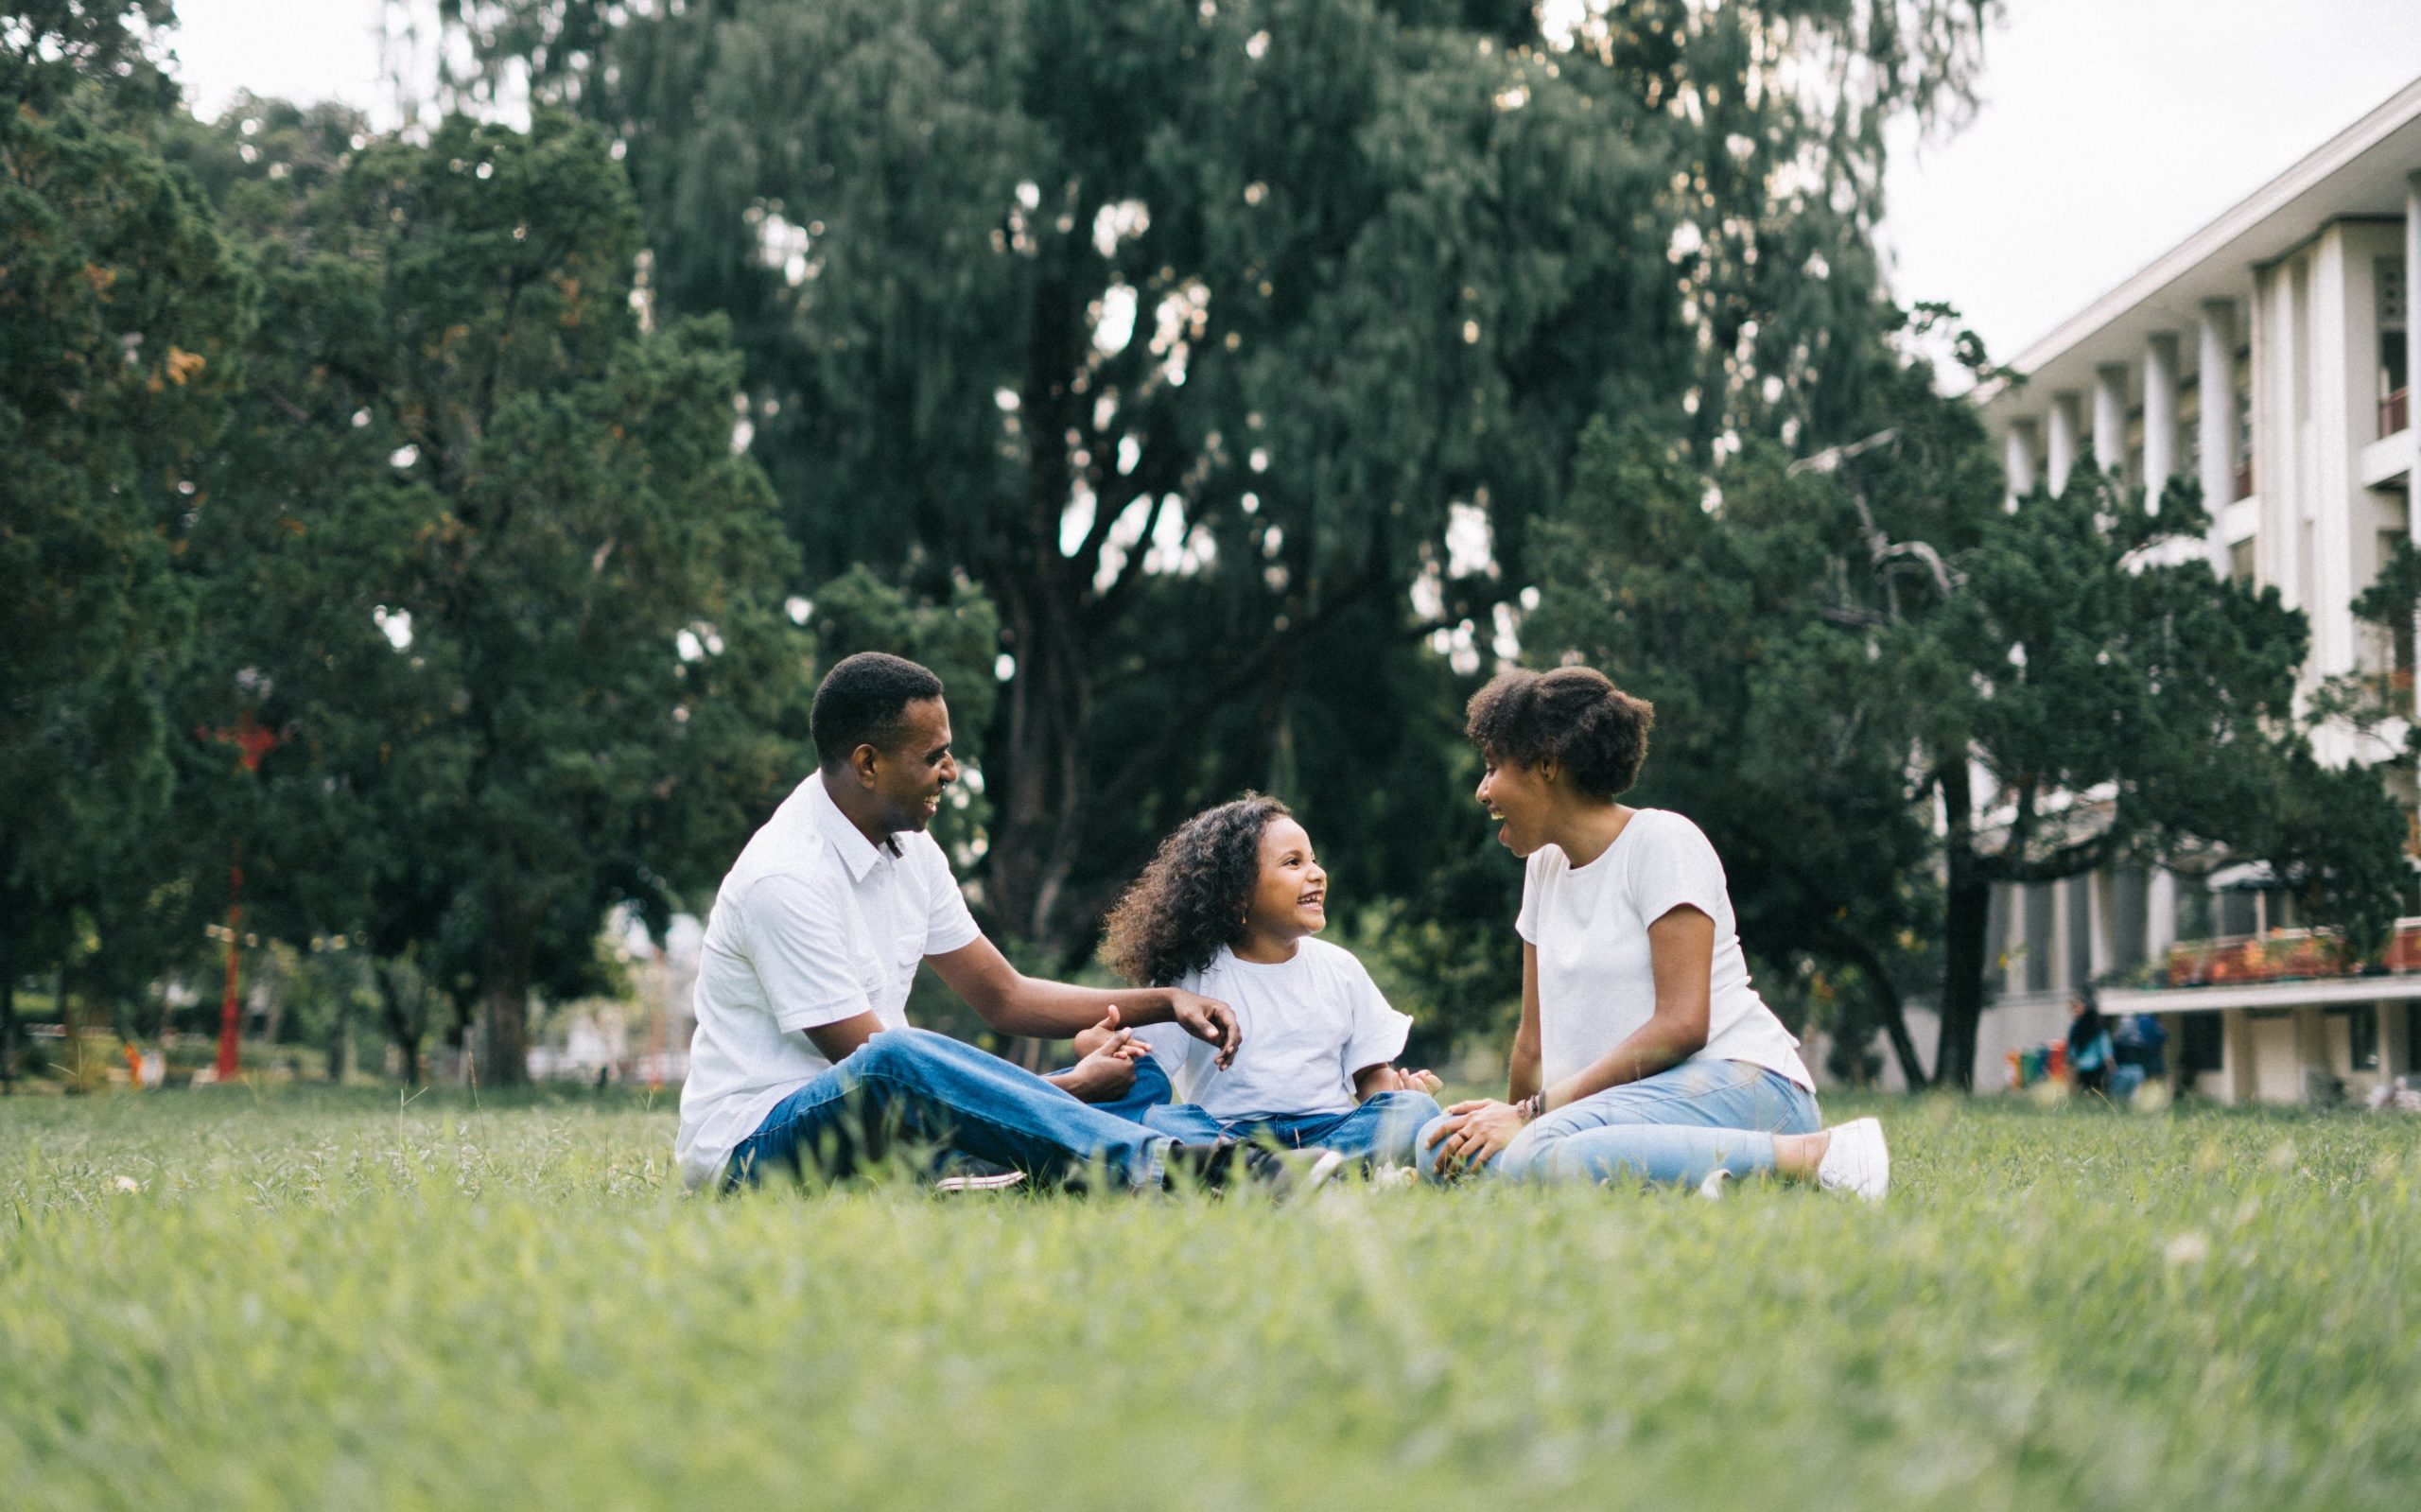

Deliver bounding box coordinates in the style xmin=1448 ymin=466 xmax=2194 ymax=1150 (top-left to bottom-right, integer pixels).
xmin=1129 ymin=938 xmax=1411 ymax=1121
xmin=1517 ymin=808 xmax=1812 ymax=1092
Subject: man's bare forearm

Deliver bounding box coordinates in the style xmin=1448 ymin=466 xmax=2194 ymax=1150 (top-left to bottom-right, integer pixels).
xmin=984 ymin=980 xmax=1183 ymax=1038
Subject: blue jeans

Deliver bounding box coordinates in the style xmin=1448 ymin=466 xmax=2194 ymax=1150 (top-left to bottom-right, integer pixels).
xmin=723 ymin=1028 xmax=1172 ymax=1192
xmin=1419 ymin=1057 xmax=1820 ymax=1188
xmin=1096 ymin=1055 xmax=1440 ymax=1166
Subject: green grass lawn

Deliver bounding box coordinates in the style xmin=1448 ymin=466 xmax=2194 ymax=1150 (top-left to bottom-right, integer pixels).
xmin=5 ymin=1088 xmax=2419 ymax=1511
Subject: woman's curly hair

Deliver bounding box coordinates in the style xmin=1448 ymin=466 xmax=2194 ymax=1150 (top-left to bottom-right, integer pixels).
xmin=1466 ymin=665 xmax=1655 ymax=799
xmin=1099 ymin=793 xmax=1292 ymax=987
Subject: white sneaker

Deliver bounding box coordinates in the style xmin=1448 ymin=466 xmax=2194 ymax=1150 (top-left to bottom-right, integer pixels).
xmin=1697 ymin=1169 xmax=1733 ymax=1201
xmin=1291 ymin=1148 xmax=1350 ymax=1204
xmin=933 ymin=1169 xmax=1027 ymax=1194
xmin=1815 ymin=1118 xmax=1890 ymax=1203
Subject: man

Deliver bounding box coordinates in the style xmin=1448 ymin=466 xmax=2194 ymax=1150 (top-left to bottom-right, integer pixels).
xmin=675 ymin=652 xmax=1263 ymax=1193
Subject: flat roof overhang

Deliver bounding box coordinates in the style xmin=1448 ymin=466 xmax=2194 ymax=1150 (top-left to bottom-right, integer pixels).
xmin=1977 ymin=75 xmax=2421 ymax=436
xmin=2102 ymin=973 xmax=2421 ymax=1015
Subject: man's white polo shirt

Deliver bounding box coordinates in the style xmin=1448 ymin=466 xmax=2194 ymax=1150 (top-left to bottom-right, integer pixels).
xmin=673 ymin=772 xmax=981 ymax=1189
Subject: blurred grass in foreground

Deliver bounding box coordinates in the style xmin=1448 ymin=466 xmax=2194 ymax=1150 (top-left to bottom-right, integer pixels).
xmin=5 ymin=1088 xmax=2419 ymax=1511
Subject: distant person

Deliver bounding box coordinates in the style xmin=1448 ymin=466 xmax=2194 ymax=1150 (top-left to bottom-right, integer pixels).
xmin=1421 ymin=667 xmax=1890 ymax=1200
xmin=676 ymin=652 xmax=1281 ymax=1194
xmin=2110 ymin=1011 xmax=2167 ymax=1102
xmin=1083 ymin=793 xmax=1445 ymax=1170
xmin=2066 ymin=987 xmax=2115 ymax=1098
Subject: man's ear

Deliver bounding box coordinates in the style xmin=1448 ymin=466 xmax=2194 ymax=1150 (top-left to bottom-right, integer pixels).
xmin=849 ymin=742 xmax=882 ymax=789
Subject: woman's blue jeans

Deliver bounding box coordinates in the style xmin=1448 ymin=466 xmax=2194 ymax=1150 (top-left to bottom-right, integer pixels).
xmin=723 ymin=1029 xmax=1171 ymax=1192
xmin=1419 ymin=1057 xmax=1820 ymax=1188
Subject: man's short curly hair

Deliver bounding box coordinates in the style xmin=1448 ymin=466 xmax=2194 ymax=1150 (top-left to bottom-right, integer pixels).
xmin=1099 ymin=793 xmax=1292 ymax=987
xmin=1465 ymin=666 xmax=1655 ymax=800
xmin=811 ymin=652 xmax=945 ymax=771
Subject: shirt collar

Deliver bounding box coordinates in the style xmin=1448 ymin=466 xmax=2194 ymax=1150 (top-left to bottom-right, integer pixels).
xmin=807 ymin=771 xmax=892 ymax=883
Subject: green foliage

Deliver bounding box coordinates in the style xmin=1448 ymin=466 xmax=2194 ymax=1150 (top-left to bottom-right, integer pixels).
xmin=1524 ymin=417 xmax=1948 ymax=1080
xmin=0 ymin=67 xmax=250 ymax=1080
xmin=437 ymin=0 xmax=2000 ymax=961
xmin=0 ymin=1 xmax=180 ymax=118
xmin=7 ymin=1091 xmax=2421 ymax=1509
xmin=162 ymin=109 xmax=819 ymax=1080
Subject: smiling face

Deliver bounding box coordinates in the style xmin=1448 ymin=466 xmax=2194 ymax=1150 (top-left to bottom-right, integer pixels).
xmin=1474 ymin=749 xmax=1558 ymax=859
xmin=1244 ymin=815 xmax=1329 ymax=943
xmin=863 ymin=696 xmax=959 ymax=834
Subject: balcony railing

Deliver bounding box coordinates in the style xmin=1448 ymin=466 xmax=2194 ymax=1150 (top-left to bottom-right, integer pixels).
xmin=2162 ymin=919 xmax=2421 ymax=988
xmin=2386 ymin=387 xmax=2412 ymax=438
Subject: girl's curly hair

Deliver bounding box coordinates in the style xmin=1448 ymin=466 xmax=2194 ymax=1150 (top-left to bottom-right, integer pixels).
xmin=1099 ymin=793 xmax=1292 ymax=987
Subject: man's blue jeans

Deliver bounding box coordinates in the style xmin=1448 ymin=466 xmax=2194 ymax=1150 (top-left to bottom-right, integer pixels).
xmin=1100 ymin=1055 xmax=1441 ymax=1166
xmin=723 ymin=1028 xmax=1171 ymax=1192
xmin=1419 ymin=1057 xmax=1820 ymax=1188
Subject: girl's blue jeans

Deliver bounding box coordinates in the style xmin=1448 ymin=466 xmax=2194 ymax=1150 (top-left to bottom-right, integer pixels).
xmin=1418 ymin=1057 xmax=1820 ymax=1188
xmin=1093 ymin=1054 xmax=1440 ymax=1167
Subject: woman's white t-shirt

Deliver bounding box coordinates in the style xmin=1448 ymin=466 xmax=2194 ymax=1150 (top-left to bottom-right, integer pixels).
xmin=1516 ymin=808 xmax=1811 ymax=1092
xmin=1129 ymin=939 xmax=1411 ymax=1121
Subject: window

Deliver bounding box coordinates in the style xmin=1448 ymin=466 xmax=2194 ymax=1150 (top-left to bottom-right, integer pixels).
xmin=2181 ymin=1014 xmax=2224 ymax=1074
xmin=2344 ymin=1005 xmax=2379 ymax=1071
xmin=2111 ymin=867 xmax=2148 ymax=970
xmin=2384 ymin=257 xmax=2410 ymax=435
xmin=2229 ymin=538 xmax=2255 ymax=583
xmin=2066 ymin=876 xmax=2094 ymax=988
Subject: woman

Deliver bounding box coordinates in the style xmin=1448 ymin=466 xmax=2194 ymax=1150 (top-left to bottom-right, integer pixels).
xmin=1421 ymin=666 xmax=1890 ymax=1200
xmin=2066 ymin=987 xmax=2115 ymax=1097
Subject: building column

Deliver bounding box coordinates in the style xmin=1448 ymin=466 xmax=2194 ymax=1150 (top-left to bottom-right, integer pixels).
xmin=2200 ymin=300 xmax=2238 ymax=573
xmin=2003 ymin=419 xmax=2038 ymax=508
xmin=2293 ymin=1006 xmax=2330 ymax=1104
xmin=2223 ymin=1008 xmax=2254 ymax=1104
xmin=2093 ymin=363 xmax=2130 ymax=483
xmin=2047 ymin=391 xmax=2081 ymax=495
xmin=2143 ymin=333 xmax=2180 ymax=510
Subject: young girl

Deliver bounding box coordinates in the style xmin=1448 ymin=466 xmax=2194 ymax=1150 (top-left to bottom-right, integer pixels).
xmin=1084 ymin=793 xmax=1444 ymax=1167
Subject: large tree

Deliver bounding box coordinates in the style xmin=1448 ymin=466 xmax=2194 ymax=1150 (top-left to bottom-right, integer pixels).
xmin=167 ymin=106 xmax=818 ymax=1082
xmin=0 ymin=7 xmax=250 ymax=1084
xmin=1522 ymin=416 xmax=1946 ymax=1086
xmin=1530 ymin=329 xmax=2409 ymax=1090
xmin=434 ymin=0 xmax=1998 ymax=959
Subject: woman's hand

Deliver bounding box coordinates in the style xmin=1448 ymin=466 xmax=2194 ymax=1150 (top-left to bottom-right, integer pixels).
xmin=1424 ymin=1098 xmax=1528 ymax=1175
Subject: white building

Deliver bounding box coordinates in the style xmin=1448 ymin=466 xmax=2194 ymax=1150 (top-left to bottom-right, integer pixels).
xmin=1942 ymin=75 xmax=2421 ymax=1104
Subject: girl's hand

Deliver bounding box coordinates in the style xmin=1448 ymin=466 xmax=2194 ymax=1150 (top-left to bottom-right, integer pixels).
xmin=1054 ymin=1011 xmax=1147 ymax=1103
xmin=1423 ymin=1098 xmax=1527 ymax=1175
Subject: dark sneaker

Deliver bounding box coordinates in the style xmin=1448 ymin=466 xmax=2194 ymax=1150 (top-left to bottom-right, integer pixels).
xmin=1164 ymin=1140 xmax=1347 ymax=1201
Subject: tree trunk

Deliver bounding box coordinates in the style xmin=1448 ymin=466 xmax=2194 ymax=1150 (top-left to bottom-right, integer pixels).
xmin=0 ymin=938 xmax=16 ymax=1093
xmin=379 ymin=964 xmax=423 ymax=1088
xmin=1935 ymin=760 xmax=1991 ymax=1090
xmin=1838 ymin=936 xmax=1928 ymax=1088
xmin=991 ymin=549 xmax=1094 ymax=954
xmin=479 ymin=917 xmax=534 ymax=1087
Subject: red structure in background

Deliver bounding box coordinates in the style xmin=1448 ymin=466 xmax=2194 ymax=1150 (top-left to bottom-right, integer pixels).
xmin=200 ymin=712 xmax=279 ymax=1083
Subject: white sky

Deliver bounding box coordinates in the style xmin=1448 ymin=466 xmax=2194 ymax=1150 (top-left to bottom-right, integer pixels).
xmin=1883 ymin=0 xmax=2421 ymax=366
xmin=166 ymin=1 xmax=2421 ymax=372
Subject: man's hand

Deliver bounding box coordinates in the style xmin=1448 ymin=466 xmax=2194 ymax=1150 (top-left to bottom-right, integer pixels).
xmin=1049 ymin=1010 xmax=1148 ymax=1103
xmin=1423 ymin=1098 xmax=1528 ymax=1176
xmin=1167 ymin=987 xmax=1241 ymax=1069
